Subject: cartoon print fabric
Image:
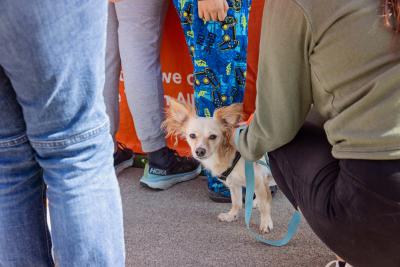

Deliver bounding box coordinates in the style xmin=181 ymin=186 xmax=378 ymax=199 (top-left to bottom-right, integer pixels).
xmin=173 ymin=0 xmax=252 ymax=194
xmin=173 ymin=0 xmax=252 ymax=117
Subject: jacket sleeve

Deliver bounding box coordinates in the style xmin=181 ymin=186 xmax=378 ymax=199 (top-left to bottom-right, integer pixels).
xmin=237 ymin=0 xmax=313 ymax=161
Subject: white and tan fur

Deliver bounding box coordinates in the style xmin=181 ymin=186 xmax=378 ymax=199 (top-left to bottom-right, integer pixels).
xmin=163 ymin=99 xmax=273 ymax=233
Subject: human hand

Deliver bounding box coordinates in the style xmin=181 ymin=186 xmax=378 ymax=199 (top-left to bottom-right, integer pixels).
xmin=198 ymin=0 xmax=229 ymax=22
xmin=109 ymin=0 xmax=120 ymax=3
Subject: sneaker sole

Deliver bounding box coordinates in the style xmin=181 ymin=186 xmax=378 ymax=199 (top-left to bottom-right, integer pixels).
xmin=208 ymin=189 xmax=232 ymax=203
xmin=115 ymin=157 xmax=134 ymax=176
xmin=140 ymin=165 xmax=202 ymax=190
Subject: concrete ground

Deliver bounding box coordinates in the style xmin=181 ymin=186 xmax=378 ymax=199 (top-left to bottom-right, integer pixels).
xmin=119 ymin=167 xmax=334 ymax=267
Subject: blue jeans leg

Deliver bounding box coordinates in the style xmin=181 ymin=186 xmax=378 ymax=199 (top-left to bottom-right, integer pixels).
xmin=0 ymin=0 xmax=125 ymax=266
xmin=0 ymin=68 xmax=53 ymax=267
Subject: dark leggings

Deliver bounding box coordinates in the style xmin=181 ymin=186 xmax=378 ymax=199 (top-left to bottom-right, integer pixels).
xmin=269 ymin=123 xmax=400 ymax=267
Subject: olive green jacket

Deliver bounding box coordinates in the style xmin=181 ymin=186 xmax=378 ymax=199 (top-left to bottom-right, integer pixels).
xmin=238 ymin=0 xmax=400 ymax=160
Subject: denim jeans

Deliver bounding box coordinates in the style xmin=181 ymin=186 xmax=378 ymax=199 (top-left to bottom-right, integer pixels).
xmin=0 ymin=1 xmax=125 ymax=266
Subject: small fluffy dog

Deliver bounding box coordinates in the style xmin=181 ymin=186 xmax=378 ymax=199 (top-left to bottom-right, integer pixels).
xmin=163 ymin=99 xmax=273 ymax=233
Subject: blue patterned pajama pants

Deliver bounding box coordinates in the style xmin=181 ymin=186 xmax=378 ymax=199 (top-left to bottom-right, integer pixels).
xmin=173 ymin=0 xmax=252 ymax=195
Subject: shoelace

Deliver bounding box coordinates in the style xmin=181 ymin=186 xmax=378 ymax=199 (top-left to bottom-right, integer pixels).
xmin=165 ymin=150 xmax=196 ymax=173
xmin=171 ymin=150 xmax=193 ymax=163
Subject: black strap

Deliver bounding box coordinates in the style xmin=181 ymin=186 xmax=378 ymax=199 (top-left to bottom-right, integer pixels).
xmin=218 ymin=151 xmax=241 ymax=181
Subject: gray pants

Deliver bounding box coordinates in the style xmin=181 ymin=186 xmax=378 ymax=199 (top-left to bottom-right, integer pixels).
xmin=103 ymin=0 xmax=168 ymax=152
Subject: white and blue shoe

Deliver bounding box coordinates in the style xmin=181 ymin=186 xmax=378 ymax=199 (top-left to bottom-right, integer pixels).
xmin=140 ymin=147 xmax=201 ymax=190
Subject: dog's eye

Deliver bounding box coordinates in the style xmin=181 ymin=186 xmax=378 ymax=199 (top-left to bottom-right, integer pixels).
xmin=209 ymin=134 xmax=217 ymax=140
xmin=189 ymin=133 xmax=196 ymax=139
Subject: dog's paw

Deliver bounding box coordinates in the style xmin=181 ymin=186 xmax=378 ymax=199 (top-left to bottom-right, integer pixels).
xmin=218 ymin=212 xmax=238 ymax=222
xmin=260 ymin=217 xmax=274 ymax=233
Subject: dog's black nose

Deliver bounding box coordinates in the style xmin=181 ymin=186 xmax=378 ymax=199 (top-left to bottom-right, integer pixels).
xmin=195 ymin=147 xmax=206 ymax=157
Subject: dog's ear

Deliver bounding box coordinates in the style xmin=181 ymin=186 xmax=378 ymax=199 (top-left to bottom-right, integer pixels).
xmin=213 ymin=103 xmax=243 ymax=128
xmin=162 ymin=98 xmax=196 ymax=139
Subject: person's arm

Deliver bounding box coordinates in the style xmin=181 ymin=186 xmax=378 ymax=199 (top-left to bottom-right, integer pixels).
xmin=237 ymin=0 xmax=314 ymax=161
xmin=198 ymin=0 xmax=229 ymax=21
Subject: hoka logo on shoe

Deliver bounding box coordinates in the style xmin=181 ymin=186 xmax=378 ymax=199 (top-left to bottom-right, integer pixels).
xmin=149 ymin=168 xmax=167 ymax=176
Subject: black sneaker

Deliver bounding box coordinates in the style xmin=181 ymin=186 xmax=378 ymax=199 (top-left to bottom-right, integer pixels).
xmin=140 ymin=147 xmax=201 ymax=190
xmin=114 ymin=142 xmax=134 ymax=175
xmin=207 ymin=175 xmax=232 ymax=203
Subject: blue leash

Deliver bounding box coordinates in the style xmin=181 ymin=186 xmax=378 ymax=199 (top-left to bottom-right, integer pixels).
xmin=236 ymin=126 xmax=302 ymax=247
